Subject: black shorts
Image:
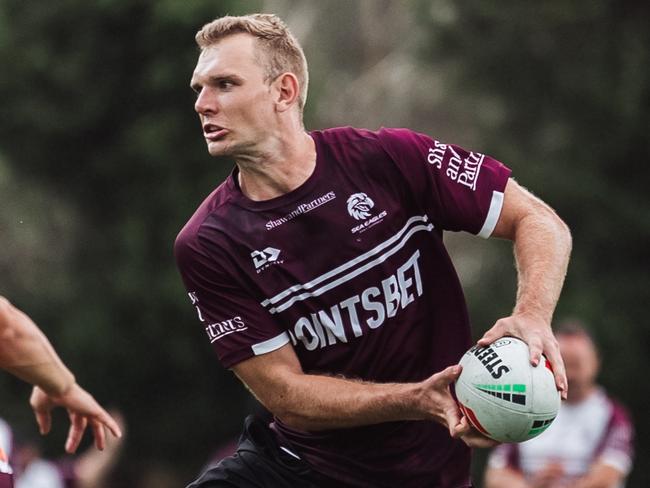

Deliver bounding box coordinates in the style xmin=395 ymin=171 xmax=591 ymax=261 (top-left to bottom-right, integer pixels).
xmin=187 ymin=415 xmax=333 ymax=488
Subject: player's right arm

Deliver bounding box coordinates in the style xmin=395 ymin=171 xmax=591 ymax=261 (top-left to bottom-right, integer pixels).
xmin=232 ymin=342 xmax=495 ymax=447
xmin=0 ymin=296 xmax=122 ymax=452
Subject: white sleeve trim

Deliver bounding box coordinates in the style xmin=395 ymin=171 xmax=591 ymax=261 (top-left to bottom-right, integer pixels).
xmin=478 ymin=190 xmax=505 ymax=238
xmin=0 ymin=418 xmax=12 ymax=457
xmin=251 ymin=332 xmax=291 ymax=355
xmin=0 ymin=460 xmax=13 ymax=475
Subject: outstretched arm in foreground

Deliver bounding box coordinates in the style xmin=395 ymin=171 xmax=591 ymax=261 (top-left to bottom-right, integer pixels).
xmin=233 ymin=342 xmax=496 ymax=448
xmin=478 ymin=179 xmax=572 ymax=398
xmin=0 ymin=296 xmax=122 ymax=452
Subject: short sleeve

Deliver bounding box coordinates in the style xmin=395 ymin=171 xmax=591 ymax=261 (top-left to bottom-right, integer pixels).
xmin=377 ymin=128 xmax=511 ymax=237
xmin=597 ymin=401 xmax=634 ymax=476
xmin=174 ymin=230 xmax=289 ymax=368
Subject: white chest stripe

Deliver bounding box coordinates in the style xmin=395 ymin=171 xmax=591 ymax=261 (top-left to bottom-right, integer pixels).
xmin=261 ymin=215 xmax=430 ymax=310
xmin=261 ymin=216 xmax=434 ymax=314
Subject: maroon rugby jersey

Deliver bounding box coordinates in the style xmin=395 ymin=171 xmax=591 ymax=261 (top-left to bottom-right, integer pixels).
xmin=0 ymin=474 xmax=12 ymax=488
xmin=175 ymin=127 xmax=511 ymax=487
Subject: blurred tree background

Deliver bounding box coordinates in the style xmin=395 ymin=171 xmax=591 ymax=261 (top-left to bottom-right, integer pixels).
xmin=0 ymin=0 xmax=647 ymax=486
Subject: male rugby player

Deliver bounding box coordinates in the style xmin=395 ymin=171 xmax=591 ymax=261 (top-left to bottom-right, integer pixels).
xmin=0 ymin=296 xmax=122 ymax=488
xmin=175 ymin=13 xmax=572 ymax=487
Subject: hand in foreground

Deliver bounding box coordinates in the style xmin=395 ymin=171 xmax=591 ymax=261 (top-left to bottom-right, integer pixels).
xmin=477 ymin=314 xmax=567 ymax=400
xmin=420 ymin=365 xmax=499 ymax=448
xmin=30 ymin=384 xmax=123 ymax=453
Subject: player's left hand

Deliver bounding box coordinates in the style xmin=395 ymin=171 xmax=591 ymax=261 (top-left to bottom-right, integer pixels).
xmin=30 ymin=384 xmax=122 ymax=453
xmin=451 ymin=415 xmax=499 ymax=448
xmin=477 ymin=313 xmax=567 ymax=400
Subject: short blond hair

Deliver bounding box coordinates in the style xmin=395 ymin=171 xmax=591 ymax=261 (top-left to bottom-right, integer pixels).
xmin=196 ymin=13 xmax=309 ymax=112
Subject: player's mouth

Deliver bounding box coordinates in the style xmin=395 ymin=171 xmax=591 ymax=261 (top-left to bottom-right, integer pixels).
xmin=203 ymin=123 xmax=228 ymax=141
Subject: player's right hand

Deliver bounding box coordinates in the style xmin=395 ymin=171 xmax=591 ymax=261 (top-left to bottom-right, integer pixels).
xmin=30 ymin=384 xmax=122 ymax=453
xmin=419 ymin=365 xmax=498 ymax=448
xmin=417 ymin=365 xmax=463 ymax=430
xmin=450 ymin=415 xmax=499 ymax=449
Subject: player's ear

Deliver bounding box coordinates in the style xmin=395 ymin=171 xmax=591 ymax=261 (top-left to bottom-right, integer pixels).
xmin=273 ymin=72 xmax=300 ymax=113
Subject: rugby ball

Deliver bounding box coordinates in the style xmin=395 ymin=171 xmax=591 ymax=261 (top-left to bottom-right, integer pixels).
xmin=455 ymin=337 xmax=560 ymax=443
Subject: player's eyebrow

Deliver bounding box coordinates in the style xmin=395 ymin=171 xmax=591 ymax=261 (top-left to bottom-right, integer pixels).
xmin=190 ymin=74 xmax=244 ymax=92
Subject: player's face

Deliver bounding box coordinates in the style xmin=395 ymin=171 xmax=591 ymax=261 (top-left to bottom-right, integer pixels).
xmin=191 ymin=34 xmax=276 ymax=157
xmin=559 ymin=335 xmax=599 ymax=392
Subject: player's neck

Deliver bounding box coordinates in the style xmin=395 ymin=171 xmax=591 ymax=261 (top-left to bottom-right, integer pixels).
xmin=236 ymin=129 xmax=316 ymax=201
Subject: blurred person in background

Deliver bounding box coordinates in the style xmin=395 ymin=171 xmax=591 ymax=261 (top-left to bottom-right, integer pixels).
xmin=10 ymin=428 xmax=64 ymax=488
xmin=175 ymin=13 xmax=572 ymax=488
xmin=0 ymin=296 xmax=122 ymax=488
xmin=484 ymin=321 xmax=634 ymax=488
xmin=0 ymin=412 xmax=124 ymax=488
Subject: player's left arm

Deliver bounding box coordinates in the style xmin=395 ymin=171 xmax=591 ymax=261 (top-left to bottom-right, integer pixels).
xmin=477 ymin=178 xmax=572 ymax=398
xmin=571 ymin=462 xmax=625 ymax=488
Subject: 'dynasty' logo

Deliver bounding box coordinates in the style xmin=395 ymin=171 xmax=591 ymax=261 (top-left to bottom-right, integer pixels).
xmin=251 ymin=247 xmax=283 ymax=273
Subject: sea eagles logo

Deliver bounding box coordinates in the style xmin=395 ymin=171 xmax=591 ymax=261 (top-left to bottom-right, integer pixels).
xmin=347 ymin=193 xmax=374 ymax=220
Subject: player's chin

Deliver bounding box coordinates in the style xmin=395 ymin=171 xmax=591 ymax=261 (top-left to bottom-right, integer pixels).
xmin=206 ymin=141 xmax=230 ymax=157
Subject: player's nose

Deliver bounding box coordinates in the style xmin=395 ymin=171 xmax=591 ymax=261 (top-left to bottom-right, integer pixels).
xmin=195 ymin=88 xmax=218 ymax=115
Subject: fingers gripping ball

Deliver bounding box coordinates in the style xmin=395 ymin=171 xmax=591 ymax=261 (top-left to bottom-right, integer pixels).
xmin=455 ymin=337 xmax=560 ymax=443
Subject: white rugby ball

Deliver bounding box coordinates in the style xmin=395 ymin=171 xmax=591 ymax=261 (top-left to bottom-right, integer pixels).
xmin=455 ymin=337 xmax=560 ymax=443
